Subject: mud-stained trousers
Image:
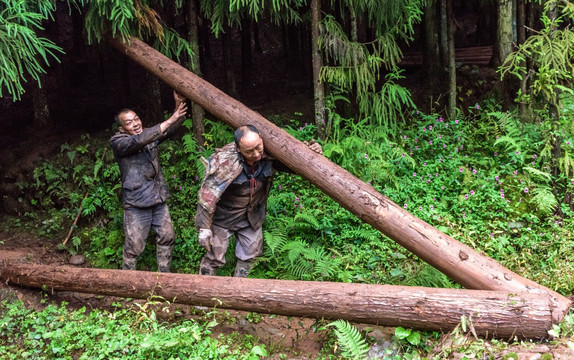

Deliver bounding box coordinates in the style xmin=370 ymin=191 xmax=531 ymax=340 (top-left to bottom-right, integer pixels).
xmin=122 ymin=202 xmax=174 ymax=272
xmin=199 ymin=220 xmax=263 ymax=277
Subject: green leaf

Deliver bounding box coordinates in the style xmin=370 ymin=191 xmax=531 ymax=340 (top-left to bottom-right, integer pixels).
xmin=395 ymin=326 xmax=411 ymax=339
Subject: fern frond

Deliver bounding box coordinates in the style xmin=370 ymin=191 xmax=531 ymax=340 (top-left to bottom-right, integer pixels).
xmin=286 ymin=257 xmax=313 ymax=280
xmin=325 ymin=320 xmax=370 ymax=360
xmin=293 ymin=210 xmax=320 ymax=230
xmin=340 ymin=227 xmax=381 ymax=243
xmin=494 ymin=135 xmax=521 ymax=154
xmin=263 ymin=229 xmax=288 ymax=257
xmin=282 ymin=240 xmax=307 ymax=263
xmin=530 ymin=187 xmax=558 ymax=215
xmin=523 ymin=166 xmax=552 ymax=183
xmin=405 ymin=264 xmax=455 ymax=288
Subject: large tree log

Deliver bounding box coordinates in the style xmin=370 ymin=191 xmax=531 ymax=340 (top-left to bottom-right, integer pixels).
xmin=107 ymin=36 xmax=571 ymax=320
xmin=0 ymin=263 xmax=559 ymax=339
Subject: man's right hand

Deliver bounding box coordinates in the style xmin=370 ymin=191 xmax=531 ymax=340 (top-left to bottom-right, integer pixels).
xmin=198 ymin=228 xmax=213 ymax=252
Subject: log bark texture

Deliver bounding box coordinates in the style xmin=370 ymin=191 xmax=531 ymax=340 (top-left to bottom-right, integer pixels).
xmin=0 ymin=263 xmax=559 ymax=339
xmin=107 ymin=36 xmax=571 ymax=320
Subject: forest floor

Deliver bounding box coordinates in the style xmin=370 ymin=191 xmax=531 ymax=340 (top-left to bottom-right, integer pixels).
xmin=1 ymin=230 xmax=574 ymax=359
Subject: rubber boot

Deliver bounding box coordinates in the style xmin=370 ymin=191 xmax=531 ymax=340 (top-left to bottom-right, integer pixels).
xmin=122 ymin=257 xmax=137 ymax=270
xmin=198 ymin=258 xmax=217 ymax=276
xmin=156 ymin=245 xmax=173 ymax=273
xmin=233 ymin=260 xmax=253 ymax=278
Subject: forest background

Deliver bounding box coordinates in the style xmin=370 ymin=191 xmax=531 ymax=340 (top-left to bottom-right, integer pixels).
xmin=1 ymin=0 xmax=574 ymax=359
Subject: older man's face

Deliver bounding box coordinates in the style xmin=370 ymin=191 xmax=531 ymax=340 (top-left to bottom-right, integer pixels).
xmin=119 ymin=111 xmax=143 ymax=135
xmin=238 ymin=131 xmax=264 ymax=165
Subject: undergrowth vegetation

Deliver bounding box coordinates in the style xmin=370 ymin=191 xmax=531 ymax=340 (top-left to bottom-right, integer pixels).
xmin=3 ymin=94 xmax=574 ymax=358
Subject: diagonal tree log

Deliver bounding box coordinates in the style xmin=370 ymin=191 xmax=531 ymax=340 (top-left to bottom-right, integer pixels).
xmin=107 ymin=36 xmax=571 ymax=320
xmin=0 ymin=262 xmax=560 ymax=339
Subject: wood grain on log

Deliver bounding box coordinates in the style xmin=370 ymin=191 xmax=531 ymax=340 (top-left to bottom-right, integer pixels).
xmin=0 ymin=263 xmax=558 ymax=339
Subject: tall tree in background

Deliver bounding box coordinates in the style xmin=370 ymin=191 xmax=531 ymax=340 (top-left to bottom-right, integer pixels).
xmin=499 ymin=0 xmax=574 ymax=185
xmin=311 ymin=0 xmax=326 ymax=139
xmin=186 ymin=0 xmax=205 ymax=147
xmin=445 ymin=0 xmax=456 ymax=119
xmin=423 ymin=0 xmax=443 ymax=97
xmin=492 ymin=0 xmax=515 ymax=67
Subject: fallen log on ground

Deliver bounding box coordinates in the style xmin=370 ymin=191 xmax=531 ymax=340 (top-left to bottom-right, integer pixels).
xmin=107 ymin=36 xmax=571 ymax=321
xmin=0 ymin=262 xmax=559 ymax=339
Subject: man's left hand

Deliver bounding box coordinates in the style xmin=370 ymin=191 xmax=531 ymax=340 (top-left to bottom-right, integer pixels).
xmin=304 ymin=139 xmax=323 ymax=155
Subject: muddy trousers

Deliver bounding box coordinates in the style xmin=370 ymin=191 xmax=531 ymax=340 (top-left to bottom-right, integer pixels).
xmin=199 ymin=223 xmax=263 ymax=277
xmin=122 ymin=203 xmax=174 ymax=272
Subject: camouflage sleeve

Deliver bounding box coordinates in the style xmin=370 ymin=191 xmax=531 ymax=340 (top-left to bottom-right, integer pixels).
xmin=194 ymin=204 xmax=212 ymax=229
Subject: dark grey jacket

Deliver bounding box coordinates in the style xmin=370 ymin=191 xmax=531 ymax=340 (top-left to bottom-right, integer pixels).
xmin=110 ymin=124 xmax=177 ymax=208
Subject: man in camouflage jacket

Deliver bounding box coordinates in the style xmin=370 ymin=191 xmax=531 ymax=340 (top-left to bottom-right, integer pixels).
xmin=195 ymin=125 xmax=322 ymax=277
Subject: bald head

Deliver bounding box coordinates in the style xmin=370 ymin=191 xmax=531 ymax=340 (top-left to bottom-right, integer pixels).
xmin=235 ymin=125 xmax=264 ymax=165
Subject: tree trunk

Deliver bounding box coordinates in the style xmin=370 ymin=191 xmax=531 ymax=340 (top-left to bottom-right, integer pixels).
xmin=222 ymin=25 xmax=239 ymax=98
xmin=241 ymin=17 xmax=252 ymax=96
xmin=492 ymin=0 xmax=514 ymax=67
xmin=187 ymin=0 xmax=205 ymax=147
xmin=0 ymin=262 xmax=561 ymax=339
xmin=446 ymin=0 xmax=456 ymax=119
xmin=516 ymin=0 xmax=527 ymax=116
xmin=423 ymin=0 xmax=442 ymax=91
xmin=31 ymin=73 xmax=50 ymax=130
xmin=439 ymin=0 xmax=448 ymax=66
xmin=547 ymin=3 xmax=562 ymax=178
xmin=311 ymin=0 xmax=326 ymax=139
xmin=143 ymin=71 xmax=162 ymax=125
xmin=107 ymin=36 xmax=571 ymax=320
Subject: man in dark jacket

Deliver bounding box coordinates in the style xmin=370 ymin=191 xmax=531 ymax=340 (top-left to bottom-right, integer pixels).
xmin=111 ymin=91 xmax=187 ymax=272
xmin=195 ymin=125 xmax=322 ymax=277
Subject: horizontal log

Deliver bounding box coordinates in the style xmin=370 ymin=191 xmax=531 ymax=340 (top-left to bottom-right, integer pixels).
xmin=0 ymin=262 xmax=559 ymax=339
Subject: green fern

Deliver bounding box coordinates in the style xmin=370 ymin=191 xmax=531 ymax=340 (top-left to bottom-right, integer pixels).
xmin=293 ymin=210 xmax=320 ymax=230
xmin=282 ymin=240 xmax=308 ymax=264
xmin=263 ymin=229 xmax=287 ymax=257
xmin=404 ymin=264 xmax=455 ymax=289
xmin=340 ymin=226 xmax=381 ymax=244
xmin=523 ymin=166 xmax=552 ymax=183
xmin=530 ymin=187 xmax=557 ymax=216
xmin=325 ymin=320 xmax=370 ymax=360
